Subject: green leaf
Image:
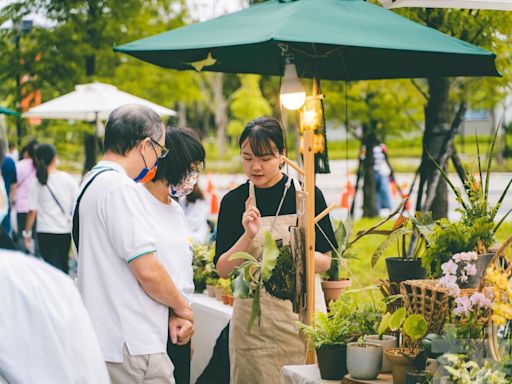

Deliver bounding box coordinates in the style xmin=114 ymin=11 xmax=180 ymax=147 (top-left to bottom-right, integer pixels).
xmin=229 ymin=251 xmax=258 ymax=263
xmin=371 ymin=227 xmax=411 ymax=268
xmin=247 ymin=284 xmax=261 ymax=334
xmin=261 ymin=231 xmax=279 ymax=282
xmin=403 ymin=314 xmax=428 ymax=341
xmin=232 ymin=270 xmax=251 ymax=298
xmin=389 ymin=308 xmax=406 ymax=332
xmin=378 ymin=312 xmax=391 ymax=335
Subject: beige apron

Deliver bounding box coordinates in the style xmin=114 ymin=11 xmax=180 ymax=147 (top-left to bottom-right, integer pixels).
xmin=229 ymin=178 xmax=326 ymax=384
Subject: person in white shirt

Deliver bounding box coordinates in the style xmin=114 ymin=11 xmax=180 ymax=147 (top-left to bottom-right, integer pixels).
xmin=141 ymin=127 xmax=204 ymax=384
xmin=179 ymin=183 xmax=210 ymax=244
xmin=0 ymin=249 xmax=110 ymax=384
xmin=74 ymin=105 xmax=194 ymax=384
xmin=24 ymin=144 xmax=78 ymax=273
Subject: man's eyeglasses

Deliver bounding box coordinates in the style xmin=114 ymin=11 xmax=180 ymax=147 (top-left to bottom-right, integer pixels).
xmin=150 ymin=138 xmax=169 ymax=159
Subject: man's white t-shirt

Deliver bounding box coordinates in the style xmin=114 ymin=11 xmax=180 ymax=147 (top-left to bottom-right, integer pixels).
xmin=138 ymin=185 xmax=194 ymax=303
xmin=76 ymin=161 xmax=168 ymax=363
xmin=28 ymin=171 xmax=78 ymax=233
xmin=0 ymin=250 xmax=110 ymax=384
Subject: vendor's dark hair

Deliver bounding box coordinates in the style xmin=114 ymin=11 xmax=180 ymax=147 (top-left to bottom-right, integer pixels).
xmin=154 ymin=128 xmax=205 ymax=185
xmin=104 ymin=104 xmax=164 ymax=156
xmin=239 ymin=117 xmax=285 ymax=157
xmin=35 ymin=144 xmax=57 ymax=186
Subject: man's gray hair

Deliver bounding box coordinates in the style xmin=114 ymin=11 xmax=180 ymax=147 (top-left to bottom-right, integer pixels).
xmin=104 ymin=104 xmax=163 ymax=155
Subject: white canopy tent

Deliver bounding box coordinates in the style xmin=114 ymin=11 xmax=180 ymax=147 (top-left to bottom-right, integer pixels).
xmin=380 ymin=0 xmax=512 ymax=10
xmin=22 ymin=82 xmax=176 ymax=135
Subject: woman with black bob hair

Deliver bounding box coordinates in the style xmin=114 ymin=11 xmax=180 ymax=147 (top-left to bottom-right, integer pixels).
xmin=24 ymin=144 xmax=78 ymax=273
xmin=139 ymin=127 xmax=205 ymax=384
xmin=214 ymin=116 xmax=338 ymax=383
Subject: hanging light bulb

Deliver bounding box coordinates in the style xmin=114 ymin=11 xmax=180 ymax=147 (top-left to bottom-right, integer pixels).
xmin=280 ymin=61 xmax=306 ymax=111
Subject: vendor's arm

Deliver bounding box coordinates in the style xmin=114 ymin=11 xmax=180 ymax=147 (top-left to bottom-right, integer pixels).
xmin=315 ymin=251 xmax=331 ymax=273
xmin=216 ymin=194 xmax=261 ymax=278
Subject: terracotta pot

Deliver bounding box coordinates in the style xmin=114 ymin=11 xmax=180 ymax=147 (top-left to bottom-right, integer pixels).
xmin=220 ymin=294 xmax=230 ymax=305
xmin=321 ymin=279 xmax=352 ymax=304
xmin=227 ymin=295 xmax=234 ymax=306
xmin=363 ymin=335 xmax=397 ymax=372
xmin=206 ymin=284 xmax=215 ymax=297
xmin=385 ymin=348 xmax=424 ymax=384
xmin=214 ymin=287 xmax=223 ymax=301
xmin=316 ymin=344 xmax=348 ymax=380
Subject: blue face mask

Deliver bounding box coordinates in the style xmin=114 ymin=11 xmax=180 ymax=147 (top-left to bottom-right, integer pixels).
xmin=133 ymin=158 xmax=158 ymax=184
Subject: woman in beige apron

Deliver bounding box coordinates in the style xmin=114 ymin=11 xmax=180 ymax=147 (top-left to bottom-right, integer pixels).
xmin=215 ymin=117 xmax=338 ymax=384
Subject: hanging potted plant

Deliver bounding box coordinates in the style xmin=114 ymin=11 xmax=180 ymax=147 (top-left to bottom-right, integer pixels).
xmin=379 ymin=308 xmax=428 ymax=384
xmin=371 ymin=211 xmax=433 ymax=283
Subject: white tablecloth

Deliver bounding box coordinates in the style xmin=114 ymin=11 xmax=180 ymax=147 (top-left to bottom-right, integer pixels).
xmin=190 ymin=293 xmax=232 ymax=384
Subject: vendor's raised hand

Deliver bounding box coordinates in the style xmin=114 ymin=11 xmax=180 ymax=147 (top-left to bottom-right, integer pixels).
xmin=242 ymin=194 xmax=261 ymax=239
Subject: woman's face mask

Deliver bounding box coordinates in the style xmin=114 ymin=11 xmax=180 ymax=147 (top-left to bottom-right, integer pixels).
xmin=169 ymin=170 xmax=199 ymax=197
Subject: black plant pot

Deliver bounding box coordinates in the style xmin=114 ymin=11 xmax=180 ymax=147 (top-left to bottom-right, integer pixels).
xmin=386 ymin=257 xmax=427 ymax=284
xmin=316 ymin=344 xmax=348 ymax=380
xmin=406 ymin=370 xmax=432 ymax=384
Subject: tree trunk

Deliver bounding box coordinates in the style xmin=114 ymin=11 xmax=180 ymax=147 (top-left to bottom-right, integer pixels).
xmin=211 ymin=73 xmax=227 ymax=155
xmin=362 ymin=123 xmax=378 ymax=218
xmin=418 ymin=78 xmax=452 ymax=220
xmin=178 ymin=101 xmax=187 ymax=128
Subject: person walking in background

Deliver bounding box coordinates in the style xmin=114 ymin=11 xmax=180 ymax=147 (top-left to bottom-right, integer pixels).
xmin=14 ymin=139 xmax=38 ymax=252
xmin=23 ymin=144 xmax=78 ymax=274
xmin=74 ymin=104 xmax=193 ymax=384
xmin=179 ymin=179 xmax=210 ymax=244
xmin=141 ymin=127 xmax=204 ymax=384
xmin=0 ymin=140 xmax=17 ymax=238
xmin=373 ymin=143 xmax=393 ymax=213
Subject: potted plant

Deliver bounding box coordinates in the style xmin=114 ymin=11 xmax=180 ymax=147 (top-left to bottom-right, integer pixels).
xmin=371 ymin=211 xmax=433 ymax=283
xmin=439 ymin=354 xmax=509 ymax=384
xmin=321 ymin=218 xmax=354 ymax=304
xmin=347 ymin=337 xmax=383 ymax=380
xmin=206 ymin=276 xmax=217 ymax=297
xmin=297 ymin=310 xmax=353 ymax=380
xmin=215 ymin=278 xmax=230 ymax=301
xmin=379 ymin=308 xmax=428 ymax=384
xmin=364 ymin=311 xmax=398 ymax=372
xmin=192 ymin=243 xmax=211 ymax=293
xmin=423 ymin=127 xmax=511 ymax=278
xmin=220 ymin=278 xmax=233 ymax=306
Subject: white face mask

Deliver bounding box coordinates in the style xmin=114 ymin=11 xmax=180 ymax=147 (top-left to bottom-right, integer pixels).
xmin=169 ymin=170 xmax=199 ymax=197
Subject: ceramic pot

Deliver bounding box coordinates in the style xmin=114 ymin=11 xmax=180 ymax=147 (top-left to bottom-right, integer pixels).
xmin=386 ymin=258 xmax=426 ymax=283
xmin=321 ymin=279 xmax=352 ymax=304
xmin=363 ymin=335 xmax=397 ymax=372
xmin=459 ymin=252 xmax=494 ymax=288
xmin=347 ymin=342 xmax=382 ymax=380
xmin=316 ymin=344 xmax=348 ymax=380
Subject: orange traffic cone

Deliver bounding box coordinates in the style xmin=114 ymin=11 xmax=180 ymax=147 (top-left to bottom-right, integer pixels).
xmin=402 ymin=192 xmax=411 ymax=211
xmin=346 ymin=175 xmax=355 ymax=197
xmin=206 ymin=177 xmax=214 ymax=194
xmin=390 ymin=180 xmax=399 ymax=198
xmin=210 ymin=191 xmax=219 ymax=214
xmin=340 ymin=190 xmax=350 ymax=209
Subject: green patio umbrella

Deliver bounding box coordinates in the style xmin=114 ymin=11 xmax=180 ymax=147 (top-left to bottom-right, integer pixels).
xmin=0 ymin=106 xmax=19 ymax=116
xmin=114 ymin=0 xmax=499 ymax=80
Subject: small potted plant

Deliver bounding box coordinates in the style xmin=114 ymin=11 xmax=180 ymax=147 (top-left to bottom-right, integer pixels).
xmin=371 ymin=211 xmax=433 ymax=283
xmin=215 ymin=278 xmax=230 ymax=301
xmin=379 ymin=308 xmax=428 ymax=384
xmin=297 ymin=310 xmax=354 ymax=380
xmin=192 ymin=243 xmax=211 ymax=293
xmin=347 ymin=337 xmax=383 ymax=380
xmin=321 ymin=219 xmax=353 ymax=304
xmin=206 ymin=276 xmax=217 ymax=297
xmin=439 ymin=354 xmax=509 ymax=384
xmin=364 ymin=311 xmax=398 ymax=372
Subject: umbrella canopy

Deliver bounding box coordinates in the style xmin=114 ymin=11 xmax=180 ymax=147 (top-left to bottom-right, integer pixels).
xmin=380 ymin=0 xmax=512 ymax=10
xmin=114 ymin=0 xmax=499 ymax=81
xmin=0 ymin=106 xmax=19 ymax=116
xmin=22 ymin=82 xmax=176 ymax=121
